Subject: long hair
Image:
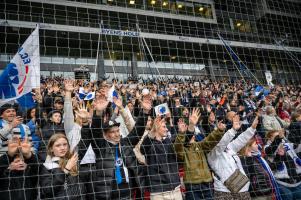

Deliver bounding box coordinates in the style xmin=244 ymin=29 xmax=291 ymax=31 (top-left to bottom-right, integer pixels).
xmin=47 ymin=133 xmax=78 ymax=175
xmin=239 ymin=137 xmax=257 ymax=156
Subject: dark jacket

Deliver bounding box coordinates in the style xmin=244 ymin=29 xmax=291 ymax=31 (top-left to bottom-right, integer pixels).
xmin=265 ymin=136 xmax=301 ymax=186
xmin=240 ymin=156 xmax=273 ymax=197
xmin=79 ymin=111 xmax=147 ymax=200
xmin=40 ymin=164 xmax=85 ymax=200
xmin=288 ymin=120 xmax=301 ymax=145
xmin=141 ymin=135 xmax=181 ymax=193
xmin=0 ymin=153 xmax=39 ymax=200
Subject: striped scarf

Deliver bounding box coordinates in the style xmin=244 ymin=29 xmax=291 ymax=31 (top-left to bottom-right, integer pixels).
xmin=255 ymin=154 xmax=282 ymax=200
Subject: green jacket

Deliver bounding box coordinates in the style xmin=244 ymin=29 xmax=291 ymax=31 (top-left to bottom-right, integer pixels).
xmin=174 ymin=129 xmax=224 ymax=184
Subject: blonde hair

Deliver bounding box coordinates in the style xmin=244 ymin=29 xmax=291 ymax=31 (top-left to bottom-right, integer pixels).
xmin=239 ymin=137 xmax=257 ymax=156
xmin=265 ymin=130 xmax=279 ymax=141
xmin=47 ymin=133 xmax=78 ymax=176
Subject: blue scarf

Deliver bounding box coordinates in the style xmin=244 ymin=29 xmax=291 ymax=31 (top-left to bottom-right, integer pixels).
xmin=115 ymin=144 xmax=123 ymax=185
xmin=255 ymin=153 xmax=282 ymax=200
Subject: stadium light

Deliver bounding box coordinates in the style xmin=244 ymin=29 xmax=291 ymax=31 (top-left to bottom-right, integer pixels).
xmin=129 ymin=0 xmax=135 ymax=4
xmin=171 ymin=56 xmax=176 ymax=60
xmin=108 ymin=0 xmax=113 ymax=2
xmin=177 ymin=4 xmax=183 ymax=9
xmin=162 ymin=1 xmax=168 ymax=6
xmin=199 ymin=7 xmax=204 ymax=11
xmin=236 ymin=22 xmax=242 ymax=27
xmin=151 ymin=0 xmax=156 ymax=5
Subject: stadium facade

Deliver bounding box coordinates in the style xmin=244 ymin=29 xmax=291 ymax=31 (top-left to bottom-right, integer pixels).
xmin=0 ymin=0 xmax=301 ymax=84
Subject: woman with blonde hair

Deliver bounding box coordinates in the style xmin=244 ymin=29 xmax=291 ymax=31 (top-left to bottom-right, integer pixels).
xmin=39 ymin=133 xmax=85 ymax=200
xmin=240 ymin=136 xmax=282 ymax=200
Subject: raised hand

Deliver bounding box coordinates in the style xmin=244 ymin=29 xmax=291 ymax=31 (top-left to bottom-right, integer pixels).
xmin=7 ymin=137 xmax=19 ymax=158
xmin=251 ymin=116 xmax=259 ymax=129
xmin=20 ymin=138 xmax=32 ymax=159
xmin=206 ymin=104 xmax=212 ymax=113
xmin=113 ymin=97 xmax=123 ymax=109
xmin=75 ymin=103 xmax=91 ymax=123
xmin=65 ymin=153 xmax=78 ymax=171
xmin=93 ymin=96 xmax=109 ymax=112
xmin=232 ymin=114 xmax=241 ymax=130
xmin=177 ymin=118 xmax=188 ymax=134
xmin=189 ymin=108 xmax=201 ymax=126
xmin=64 ymin=79 xmax=75 ymax=92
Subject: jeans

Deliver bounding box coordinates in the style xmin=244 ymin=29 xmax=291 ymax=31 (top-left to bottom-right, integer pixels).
xmin=185 ymin=182 xmax=213 ymax=200
xmin=278 ymin=183 xmax=301 ymax=200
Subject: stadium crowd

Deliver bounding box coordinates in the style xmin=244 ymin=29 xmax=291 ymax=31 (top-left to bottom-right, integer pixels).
xmin=0 ymin=76 xmax=301 ymax=200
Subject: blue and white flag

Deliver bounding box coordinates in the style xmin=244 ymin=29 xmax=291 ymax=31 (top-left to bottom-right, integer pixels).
xmin=17 ymin=92 xmax=36 ymax=110
xmin=107 ymin=85 xmax=119 ymax=109
xmin=78 ymin=87 xmax=87 ymax=100
xmin=155 ymin=103 xmax=170 ymax=116
xmin=0 ymin=26 xmax=40 ymax=104
xmin=255 ymin=85 xmax=270 ymax=97
xmin=84 ymin=91 xmax=95 ymax=101
xmin=218 ymin=34 xmax=249 ymax=77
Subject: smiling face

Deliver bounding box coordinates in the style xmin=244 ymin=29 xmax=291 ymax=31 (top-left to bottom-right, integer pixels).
xmin=51 ymin=137 xmax=69 ymax=158
xmin=1 ymin=108 xmax=16 ymax=122
xmin=104 ymin=126 xmax=121 ymax=144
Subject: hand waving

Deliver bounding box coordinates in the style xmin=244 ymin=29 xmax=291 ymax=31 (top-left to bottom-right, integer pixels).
xmin=75 ymin=103 xmax=91 ymax=122
xmin=232 ymin=114 xmax=241 ymax=130
xmin=113 ymin=97 xmax=123 ymax=109
xmin=189 ymin=108 xmax=201 ymax=126
xmin=251 ymin=116 xmax=259 ymax=129
xmin=65 ymin=153 xmax=78 ymax=171
xmin=93 ymin=95 xmax=109 ymax=112
xmin=20 ymin=138 xmax=32 ymax=159
xmin=64 ymin=79 xmax=75 ymax=92
xmin=177 ymin=118 xmax=188 ymax=134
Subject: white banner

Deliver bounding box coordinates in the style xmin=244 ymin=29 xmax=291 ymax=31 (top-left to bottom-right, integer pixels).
xmin=264 ymin=70 xmax=274 ymax=87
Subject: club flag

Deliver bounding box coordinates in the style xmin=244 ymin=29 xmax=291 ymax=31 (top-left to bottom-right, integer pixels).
xmin=107 ymin=85 xmax=119 ymax=109
xmin=0 ymin=26 xmax=40 ymax=104
xmin=84 ymin=91 xmax=95 ymax=101
xmin=17 ymin=92 xmax=36 ymax=110
xmin=155 ymin=103 xmax=170 ymax=116
xmin=255 ymin=85 xmax=264 ymax=96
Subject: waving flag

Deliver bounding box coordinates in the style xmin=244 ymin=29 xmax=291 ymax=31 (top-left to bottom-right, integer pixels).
xmin=107 ymin=85 xmax=119 ymax=109
xmin=17 ymin=92 xmax=36 ymax=110
xmin=84 ymin=91 xmax=95 ymax=101
xmin=0 ymin=26 xmax=40 ymax=104
xmin=218 ymin=34 xmax=249 ymax=77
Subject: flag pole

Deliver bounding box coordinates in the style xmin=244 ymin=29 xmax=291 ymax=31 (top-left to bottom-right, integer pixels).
xmin=217 ymin=33 xmax=246 ymax=84
xmin=94 ymin=23 xmax=101 ymax=78
xmin=136 ymin=24 xmax=161 ymax=77
xmin=217 ymin=33 xmax=263 ymax=85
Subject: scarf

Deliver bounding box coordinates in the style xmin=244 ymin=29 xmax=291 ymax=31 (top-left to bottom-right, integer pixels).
xmin=253 ymin=152 xmax=282 ymax=200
